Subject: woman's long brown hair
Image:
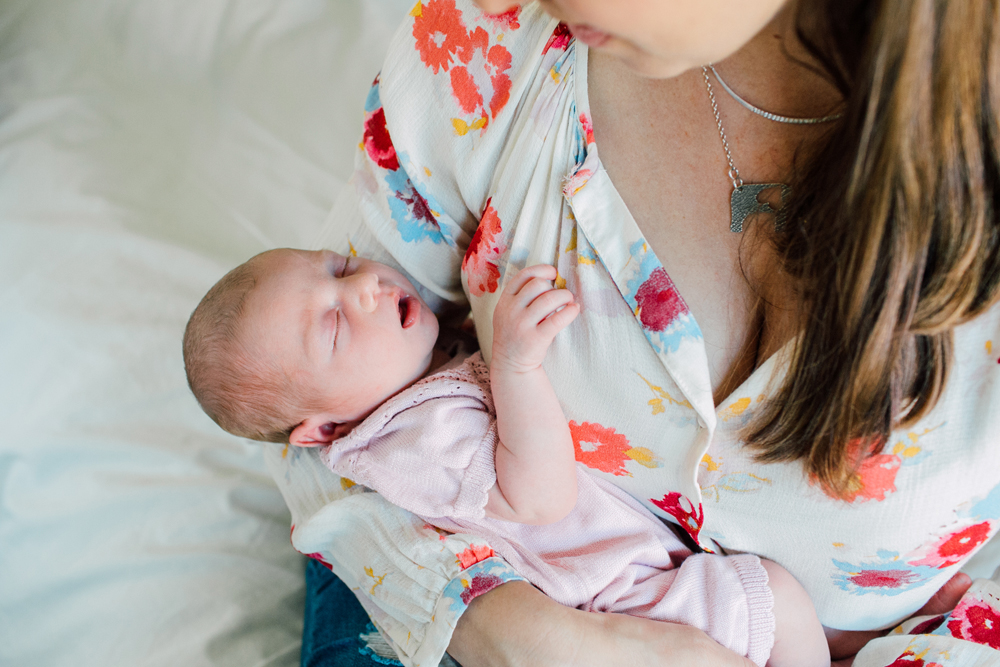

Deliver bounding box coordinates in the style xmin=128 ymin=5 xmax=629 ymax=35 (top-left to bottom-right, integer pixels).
xmin=747 ymin=0 xmax=1000 ymax=495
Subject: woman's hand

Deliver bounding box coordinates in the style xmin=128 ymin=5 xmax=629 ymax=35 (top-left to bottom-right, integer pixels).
xmin=448 ymin=581 xmax=756 ymax=667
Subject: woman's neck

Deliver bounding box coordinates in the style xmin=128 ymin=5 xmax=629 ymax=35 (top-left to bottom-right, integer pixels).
xmin=710 ymin=1 xmax=843 ymax=121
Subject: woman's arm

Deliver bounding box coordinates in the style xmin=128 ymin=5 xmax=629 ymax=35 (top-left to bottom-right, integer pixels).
xmin=448 ymin=581 xmax=758 ymax=667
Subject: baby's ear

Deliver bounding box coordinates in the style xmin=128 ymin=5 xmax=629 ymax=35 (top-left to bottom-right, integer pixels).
xmin=289 ymin=417 xmax=351 ymax=447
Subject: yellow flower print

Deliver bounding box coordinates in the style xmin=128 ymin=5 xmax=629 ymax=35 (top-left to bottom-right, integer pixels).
xmin=452 ymin=116 xmax=488 ymax=136
xmin=364 ymin=566 xmax=387 ymax=595
xmin=624 ymin=447 xmax=663 ymax=469
xmin=718 ymin=397 xmax=752 ymax=422
xmin=889 ymin=423 xmax=943 ymax=466
xmin=700 ymin=454 xmax=720 ymax=472
xmin=637 ymin=372 xmax=693 ymax=415
xmin=564 ymin=227 xmax=577 ymax=253
xmin=699 ymin=453 xmax=772 ymax=502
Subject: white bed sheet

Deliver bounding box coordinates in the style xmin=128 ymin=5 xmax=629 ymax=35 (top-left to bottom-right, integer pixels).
xmin=0 ymin=0 xmax=408 ymax=665
xmin=2 ymin=0 xmax=999 ymax=665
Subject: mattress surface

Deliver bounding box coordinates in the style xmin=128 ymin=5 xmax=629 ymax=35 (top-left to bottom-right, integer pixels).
xmin=0 ymin=0 xmax=408 ymax=665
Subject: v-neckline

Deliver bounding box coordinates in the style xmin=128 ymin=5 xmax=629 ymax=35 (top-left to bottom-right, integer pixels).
xmin=569 ymin=41 xmax=793 ymax=418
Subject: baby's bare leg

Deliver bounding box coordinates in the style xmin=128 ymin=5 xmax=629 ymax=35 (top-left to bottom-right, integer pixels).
xmin=760 ymin=559 xmax=830 ymax=667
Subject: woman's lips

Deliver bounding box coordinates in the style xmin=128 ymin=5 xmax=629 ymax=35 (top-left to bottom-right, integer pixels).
xmin=568 ymin=24 xmax=611 ymax=48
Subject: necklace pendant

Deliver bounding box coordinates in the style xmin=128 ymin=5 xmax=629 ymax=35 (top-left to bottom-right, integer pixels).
xmin=730 ymin=183 xmax=791 ymax=233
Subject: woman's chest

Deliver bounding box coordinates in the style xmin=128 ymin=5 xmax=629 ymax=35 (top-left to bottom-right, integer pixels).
xmin=584 ymin=54 xmax=804 ymax=400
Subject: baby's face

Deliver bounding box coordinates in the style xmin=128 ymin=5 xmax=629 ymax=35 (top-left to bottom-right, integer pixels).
xmin=242 ymin=248 xmax=438 ymax=424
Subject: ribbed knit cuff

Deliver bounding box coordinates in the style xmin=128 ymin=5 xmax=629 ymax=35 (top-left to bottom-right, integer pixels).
xmin=731 ymin=554 xmax=776 ymax=667
xmin=453 ymin=422 xmax=499 ymax=520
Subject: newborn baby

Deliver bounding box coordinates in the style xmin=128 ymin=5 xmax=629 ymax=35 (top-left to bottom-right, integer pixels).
xmin=183 ymin=247 xmax=829 ymax=667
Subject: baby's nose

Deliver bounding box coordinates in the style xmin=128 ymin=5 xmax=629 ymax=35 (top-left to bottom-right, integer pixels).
xmin=348 ymin=272 xmax=379 ymax=313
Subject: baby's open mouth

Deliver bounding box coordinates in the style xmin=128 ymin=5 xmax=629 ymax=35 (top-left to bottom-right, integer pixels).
xmin=398 ymin=295 xmax=416 ymax=328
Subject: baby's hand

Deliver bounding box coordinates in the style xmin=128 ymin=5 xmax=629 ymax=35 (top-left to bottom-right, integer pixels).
xmin=492 ymin=265 xmax=579 ymax=374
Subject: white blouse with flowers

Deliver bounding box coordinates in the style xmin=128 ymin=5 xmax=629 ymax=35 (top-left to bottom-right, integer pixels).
xmin=264 ymin=2 xmax=1000 ymax=665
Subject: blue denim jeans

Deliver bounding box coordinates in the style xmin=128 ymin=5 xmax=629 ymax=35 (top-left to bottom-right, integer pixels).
xmin=300 ymin=559 xmax=405 ymax=667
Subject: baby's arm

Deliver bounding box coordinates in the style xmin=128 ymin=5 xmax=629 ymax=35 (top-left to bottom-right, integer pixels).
xmin=760 ymin=560 xmax=829 ymax=667
xmin=485 ymin=264 xmax=580 ymax=525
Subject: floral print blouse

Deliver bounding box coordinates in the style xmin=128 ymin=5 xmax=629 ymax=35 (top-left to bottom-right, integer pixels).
xmin=263 ymin=2 xmax=1000 ymax=665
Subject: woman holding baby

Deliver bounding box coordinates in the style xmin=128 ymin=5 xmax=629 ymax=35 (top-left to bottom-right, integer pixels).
xmin=269 ymin=0 xmax=1000 ymax=664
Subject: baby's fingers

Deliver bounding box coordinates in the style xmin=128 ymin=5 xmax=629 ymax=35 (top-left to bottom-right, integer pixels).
xmin=504 ymin=264 xmax=557 ymax=298
xmin=524 ymin=287 xmax=576 ymax=325
xmin=536 ymin=301 xmax=580 ymax=337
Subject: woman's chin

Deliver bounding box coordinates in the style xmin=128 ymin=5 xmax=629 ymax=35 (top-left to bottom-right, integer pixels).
xmin=600 ymin=44 xmax=697 ymax=80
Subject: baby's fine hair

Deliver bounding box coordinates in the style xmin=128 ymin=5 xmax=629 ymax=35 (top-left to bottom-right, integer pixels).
xmin=182 ymin=260 xmax=299 ymax=443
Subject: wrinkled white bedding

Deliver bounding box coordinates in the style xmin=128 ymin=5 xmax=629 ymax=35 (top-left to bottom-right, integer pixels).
xmin=2 ymin=0 xmax=999 ymax=665
xmin=0 ymin=0 xmax=407 ymax=665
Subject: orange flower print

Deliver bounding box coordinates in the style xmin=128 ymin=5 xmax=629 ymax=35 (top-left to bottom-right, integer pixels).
xmin=412 ymin=0 xmax=469 ymax=74
xmin=813 ymin=436 xmax=896 ymax=503
xmin=457 ymin=543 xmax=495 ymax=568
xmin=651 ymin=492 xmax=705 ymax=544
xmin=462 ymin=199 xmax=506 ymax=296
xmin=840 ymin=453 xmax=901 ymax=503
xmin=411 ymin=0 xmax=513 ymax=134
xmin=569 ymin=420 xmax=632 ymax=476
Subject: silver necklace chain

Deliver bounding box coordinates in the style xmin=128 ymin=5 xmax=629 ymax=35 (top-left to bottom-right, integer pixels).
xmin=702 ymin=65 xmax=803 ymax=233
xmin=706 ymin=64 xmax=844 ymax=125
xmin=702 ymin=66 xmax=744 ymax=190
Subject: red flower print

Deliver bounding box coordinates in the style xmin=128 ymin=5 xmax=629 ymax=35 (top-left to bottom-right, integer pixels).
xmin=948 ymin=597 xmax=1000 ymax=648
xmin=457 ymin=544 xmax=495 ymax=568
xmin=569 ymin=420 xmax=632 ymax=476
xmin=635 ymin=267 xmax=688 ymax=332
xmin=396 ymin=185 xmax=438 ymax=229
xmin=651 ymin=492 xmax=704 ymax=543
xmin=886 ymin=649 xmax=926 ymax=667
xmin=412 ymin=0 xmax=470 ymax=74
xmin=579 ymin=112 xmax=594 ymax=145
xmin=362 ymin=107 xmax=399 ymax=171
xmin=460 ymin=572 xmax=504 ymax=605
xmin=462 ymin=199 xmax=505 ymax=296
xmin=911 ymin=521 xmax=994 ymax=569
xmin=908 ymin=615 xmax=945 ymax=635
xmin=543 ymin=23 xmax=572 ymax=54
xmin=481 ymin=6 xmax=520 ymax=31
xmin=847 ymin=568 xmax=921 ymax=589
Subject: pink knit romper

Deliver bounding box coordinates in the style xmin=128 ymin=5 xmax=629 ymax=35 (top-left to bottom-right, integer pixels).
xmin=321 ymin=352 xmax=776 ymax=665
